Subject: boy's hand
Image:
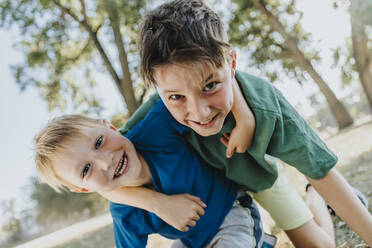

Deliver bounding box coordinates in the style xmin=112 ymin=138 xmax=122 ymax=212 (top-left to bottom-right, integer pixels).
xmin=153 ymin=193 xmax=206 ymax=232
xmin=220 ymin=122 xmax=253 ymax=158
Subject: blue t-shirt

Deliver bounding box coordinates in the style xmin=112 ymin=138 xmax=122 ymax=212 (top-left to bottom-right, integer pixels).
xmin=110 ymin=100 xmax=238 ymax=248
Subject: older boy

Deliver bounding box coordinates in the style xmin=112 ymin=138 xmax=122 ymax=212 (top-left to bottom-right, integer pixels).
xmin=34 ymin=102 xmax=264 ymax=247
xmin=120 ymin=0 xmax=372 ymax=247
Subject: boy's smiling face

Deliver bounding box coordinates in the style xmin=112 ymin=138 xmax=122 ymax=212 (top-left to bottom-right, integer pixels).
xmin=154 ymin=59 xmax=236 ymax=137
xmin=51 ymin=123 xmax=150 ymax=193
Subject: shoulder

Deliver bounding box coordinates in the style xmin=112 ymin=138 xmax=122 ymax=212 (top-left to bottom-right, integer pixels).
xmin=235 ymin=70 xmax=281 ymax=115
xmin=110 ymin=201 xmax=136 ymax=219
xmin=125 ymin=100 xmax=188 ymax=149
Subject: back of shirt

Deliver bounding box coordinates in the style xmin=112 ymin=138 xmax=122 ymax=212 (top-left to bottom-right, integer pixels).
xmin=111 ymin=100 xmax=237 ymax=248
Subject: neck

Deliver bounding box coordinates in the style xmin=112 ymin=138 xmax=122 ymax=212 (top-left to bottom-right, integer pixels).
xmin=138 ymin=154 xmax=153 ymax=185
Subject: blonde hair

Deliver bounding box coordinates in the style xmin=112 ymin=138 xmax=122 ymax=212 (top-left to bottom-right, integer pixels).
xmin=34 ymin=115 xmax=103 ymax=193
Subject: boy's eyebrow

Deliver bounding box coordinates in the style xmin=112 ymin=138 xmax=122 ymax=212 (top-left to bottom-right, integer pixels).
xmin=203 ymin=73 xmax=214 ymax=83
xmin=162 ymin=73 xmax=215 ymax=93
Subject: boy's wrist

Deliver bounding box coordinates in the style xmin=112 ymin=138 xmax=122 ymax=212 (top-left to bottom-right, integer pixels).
xmin=149 ymin=190 xmax=167 ymax=214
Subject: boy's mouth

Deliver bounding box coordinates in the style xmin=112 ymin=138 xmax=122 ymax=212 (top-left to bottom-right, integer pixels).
xmin=191 ymin=113 xmax=219 ymax=128
xmin=113 ymin=152 xmax=128 ymax=179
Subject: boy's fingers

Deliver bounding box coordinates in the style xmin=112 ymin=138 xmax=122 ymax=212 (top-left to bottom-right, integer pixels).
xmin=188 ymin=220 xmax=197 ymax=227
xmin=192 ymin=214 xmax=200 ymax=221
xmin=196 ymin=205 xmax=205 ymax=216
xmin=226 ymin=143 xmax=236 ymax=158
xmin=220 ymin=136 xmax=228 ymax=148
xmin=185 ymin=194 xmax=207 ymax=208
xmin=235 ymin=145 xmax=246 ymax=153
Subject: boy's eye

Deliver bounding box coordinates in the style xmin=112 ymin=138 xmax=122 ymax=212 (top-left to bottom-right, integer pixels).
xmin=169 ymin=94 xmax=184 ymax=101
xmin=203 ymin=82 xmax=218 ymax=92
xmin=95 ymin=136 xmax=103 ymax=149
xmin=82 ymin=163 xmax=91 ymax=178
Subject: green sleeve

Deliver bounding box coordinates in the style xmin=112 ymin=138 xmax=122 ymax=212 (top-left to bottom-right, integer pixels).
xmin=267 ymin=88 xmax=338 ymax=179
xmin=120 ymin=93 xmax=160 ymax=134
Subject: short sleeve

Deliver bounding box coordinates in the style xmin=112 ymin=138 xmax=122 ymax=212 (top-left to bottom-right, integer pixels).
xmin=113 ymin=218 xmax=148 ymax=248
xmin=267 ymin=88 xmax=338 ymax=179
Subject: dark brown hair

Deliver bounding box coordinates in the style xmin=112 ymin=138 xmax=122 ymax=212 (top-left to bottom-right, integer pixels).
xmin=138 ymin=0 xmax=231 ymax=86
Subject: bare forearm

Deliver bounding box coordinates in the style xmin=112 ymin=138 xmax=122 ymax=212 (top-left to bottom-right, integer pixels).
xmin=100 ymin=186 xmax=162 ymax=213
xmin=231 ymin=79 xmax=253 ymax=123
xmin=307 ymin=169 xmax=372 ymax=245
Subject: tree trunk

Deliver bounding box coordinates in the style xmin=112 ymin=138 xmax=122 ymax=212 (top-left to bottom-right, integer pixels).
xmin=251 ymin=0 xmax=353 ymax=129
xmin=53 ymin=0 xmax=139 ymax=116
xmin=350 ymin=0 xmax=372 ymax=111
xmin=104 ymin=0 xmax=139 ymax=116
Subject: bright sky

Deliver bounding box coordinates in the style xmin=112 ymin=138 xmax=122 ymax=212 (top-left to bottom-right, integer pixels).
xmin=0 ymin=0 xmax=351 ymax=209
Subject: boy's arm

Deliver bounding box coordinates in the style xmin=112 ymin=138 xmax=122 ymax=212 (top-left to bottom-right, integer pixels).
xmin=308 ymin=168 xmax=372 ymax=245
xmin=221 ymin=79 xmax=255 ymax=158
xmin=101 ymin=186 xmax=206 ymax=232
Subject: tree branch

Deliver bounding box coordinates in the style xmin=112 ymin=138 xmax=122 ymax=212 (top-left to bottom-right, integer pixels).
xmin=66 ymin=38 xmax=91 ymax=62
xmin=79 ymin=0 xmax=88 ymax=21
xmin=51 ymin=0 xmax=122 ymax=100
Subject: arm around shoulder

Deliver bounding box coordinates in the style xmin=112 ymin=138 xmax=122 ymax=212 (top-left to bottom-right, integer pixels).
xmin=101 ymin=186 xmax=206 ymax=232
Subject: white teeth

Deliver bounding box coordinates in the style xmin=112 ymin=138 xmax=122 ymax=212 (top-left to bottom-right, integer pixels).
xmin=118 ymin=156 xmax=127 ymax=175
xmin=199 ymin=120 xmax=210 ymax=124
xmin=114 ymin=153 xmax=127 ymax=178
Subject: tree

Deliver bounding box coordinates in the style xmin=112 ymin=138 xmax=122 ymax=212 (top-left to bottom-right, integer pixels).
xmin=229 ymin=0 xmax=354 ymax=129
xmin=350 ymin=0 xmax=372 ymax=111
xmin=1 ymin=200 xmax=24 ymax=243
xmin=334 ymin=0 xmax=372 ymax=111
xmin=0 ymin=0 xmax=148 ymax=116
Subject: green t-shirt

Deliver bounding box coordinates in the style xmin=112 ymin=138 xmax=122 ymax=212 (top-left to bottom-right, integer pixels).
xmin=122 ymin=70 xmax=338 ymax=192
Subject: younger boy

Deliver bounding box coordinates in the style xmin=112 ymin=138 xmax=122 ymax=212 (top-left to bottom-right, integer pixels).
xmin=34 ymin=103 xmax=264 ymax=248
xmin=120 ymin=0 xmax=372 ymax=246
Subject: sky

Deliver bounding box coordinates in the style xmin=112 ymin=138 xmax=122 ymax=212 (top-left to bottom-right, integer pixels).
xmin=0 ymin=0 xmax=351 ymax=210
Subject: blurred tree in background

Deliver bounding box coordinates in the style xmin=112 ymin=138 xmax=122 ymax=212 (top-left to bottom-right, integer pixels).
xmin=29 ymin=177 xmax=108 ymax=231
xmin=0 ymin=0 xmax=147 ymax=115
xmin=229 ymin=0 xmax=354 ymax=129
xmin=0 ymin=0 xmax=149 ymax=239
xmin=333 ymin=0 xmax=372 ymax=111
xmin=1 ymin=200 xmax=23 ymax=243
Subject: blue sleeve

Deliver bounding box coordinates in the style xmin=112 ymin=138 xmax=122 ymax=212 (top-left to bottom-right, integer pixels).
xmin=113 ymin=218 xmax=148 ymax=248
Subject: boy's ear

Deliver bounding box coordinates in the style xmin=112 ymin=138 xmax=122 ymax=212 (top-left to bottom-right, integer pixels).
xmin=71 ymin=187 xmax=92 ymax=193
xmin=102 ymin=119 xmax=118 ymax=131
xmin=230 ymin=50 xmax=237 ymax=70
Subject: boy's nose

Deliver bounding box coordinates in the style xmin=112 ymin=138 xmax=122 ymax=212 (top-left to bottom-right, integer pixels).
xmin=188 ymin=98 xmax=211 ymax=122
xmin=95 ymin=152 xmax=114 ymax=171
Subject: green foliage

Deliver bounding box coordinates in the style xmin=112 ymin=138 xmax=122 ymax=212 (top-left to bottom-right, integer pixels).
xmin=332 ymin=0 xmax=372 ymax=88
xmin=29 ymin=177 xmax=108 ymax=230
xmin=0 ymin=0 xmax=147 ymax=114
xmin=2 ymin=217 xmax=23 ymax=243
xmin=229 ymin=0 xmax=320 ymax=84
xmin=110 ymin=112 xmax=127 ymax=129
xmin=1 ymin=200 xmax=24 ymax=243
